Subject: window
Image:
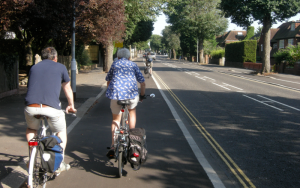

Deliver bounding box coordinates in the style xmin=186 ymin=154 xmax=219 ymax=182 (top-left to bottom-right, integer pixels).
xmin=291 ymin=23 xmax=295 ymax=31
xmin=261 ymin=44 xmax=263 ymax=51
xmin=279 ymin=40 xmax=284 ymax=49
xmin=288 ymin=39 xmax=293 ymax=46
xmin=273 ymin=43 xmax=277 ymax=49
xmin=237 ymin=32 xmax=243 ymax=36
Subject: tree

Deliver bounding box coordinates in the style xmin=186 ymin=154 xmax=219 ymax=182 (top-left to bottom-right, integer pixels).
xmin=219 ymin=0 xmax=300 ymax=73
xmin=255 ymin=26 xmax=263 ymax=35
xmin=1 ymin=0 xmax=126 ymax=70
xmin=162 ymin=26 xmax=180 ymax=59
xmin=166 ymin=0 xmax=228 ymax=63
xmin=244 ymin=26 xmax=255 ymax=40
xmin=150 ymin=34 xmax=162 ymax=52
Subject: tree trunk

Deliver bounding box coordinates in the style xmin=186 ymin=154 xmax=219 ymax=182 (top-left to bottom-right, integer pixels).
xmin=172 ymin=48 xmax=176 ymax=59
xmin=262 ymin=14 xmax=271 ymax=73
xmin=129 ymin=45 xmax=132 ymax=59
xmin=105 ymin=39 xmax=114 ymax=72
xmin=25 ymin=38 xmax=34 ymax=66
xmin=199 ymin=40 xmax=204 ymax=64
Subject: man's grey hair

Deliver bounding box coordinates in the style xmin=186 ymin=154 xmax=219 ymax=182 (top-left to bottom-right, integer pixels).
xmin=41 ymin=47 xmax=57 ymax=60
xmin=117 ymin=48 xmax=130 ymax=59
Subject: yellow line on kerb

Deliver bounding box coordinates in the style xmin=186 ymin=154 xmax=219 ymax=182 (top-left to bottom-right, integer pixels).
xmin=154 ymin=72 xmax=256 ymax=188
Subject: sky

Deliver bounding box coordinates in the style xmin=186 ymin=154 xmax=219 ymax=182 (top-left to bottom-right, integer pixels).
xmin=152 ymin=13 xmax=300 ymax=36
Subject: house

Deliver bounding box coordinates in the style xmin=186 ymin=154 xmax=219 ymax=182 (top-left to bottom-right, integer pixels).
xmin=258 ymin=21 xmax=300 ymax=65
xmin=216 ymin=30 xmax=247 ymax=47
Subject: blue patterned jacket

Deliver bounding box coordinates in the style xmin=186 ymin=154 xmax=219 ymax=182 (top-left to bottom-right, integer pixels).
xmin=105 ymin=58 xmax=145 ymax=100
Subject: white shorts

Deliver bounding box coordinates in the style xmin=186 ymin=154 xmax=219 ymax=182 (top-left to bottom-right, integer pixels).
xmin=24 ymin=106 xmax=66 ymax=132
xmin=110 ymin=95 xmax=139 ymax=114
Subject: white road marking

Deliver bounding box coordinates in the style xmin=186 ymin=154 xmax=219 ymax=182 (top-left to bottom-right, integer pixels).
xmin=222 ymin=83 xmax=243 ymax=91
xmin=257 ymin=95 xmax=300 ymax=111
xmin=212 ymin=83 xmax=231 ymax=90
xmin=243 ymin=95 xmax=283 ymax=111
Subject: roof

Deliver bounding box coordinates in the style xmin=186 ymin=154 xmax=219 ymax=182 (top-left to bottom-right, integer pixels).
xmin=258 ymin=28 xmax=280 ymax=44
xmin=272 ymin=21 xmax=300 ymax=40
xmin=216 ymin=30 xmax=247 ymax=45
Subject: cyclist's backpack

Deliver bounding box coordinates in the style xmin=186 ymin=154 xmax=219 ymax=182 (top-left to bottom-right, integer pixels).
xmin=127 ymin=128 xmax=147 ymax=166
xmin=38 ymin=135 xmax=63 ymax=173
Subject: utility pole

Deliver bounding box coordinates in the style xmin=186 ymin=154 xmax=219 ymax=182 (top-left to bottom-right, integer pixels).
xmin=71 ymin=2 xmax=76 ymax=101
xmin=197 ymin=38 xmax=199 ymax=63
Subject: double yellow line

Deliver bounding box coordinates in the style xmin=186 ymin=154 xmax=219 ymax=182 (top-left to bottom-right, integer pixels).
xmin=154 ymin=72 xmax=256 ymax=188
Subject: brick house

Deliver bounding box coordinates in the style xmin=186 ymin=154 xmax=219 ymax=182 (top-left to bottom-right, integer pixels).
xmin=216 ymin=30 xmax=247 ymax=47
xmin=258 ymin=21 xmax=300 ymax=65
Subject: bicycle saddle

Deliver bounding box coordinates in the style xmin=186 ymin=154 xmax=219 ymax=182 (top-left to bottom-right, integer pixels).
xmin=34 ymin=115 xmax=48 ymax=119
xmin=117 ymin=100 xmax=131 ymax=105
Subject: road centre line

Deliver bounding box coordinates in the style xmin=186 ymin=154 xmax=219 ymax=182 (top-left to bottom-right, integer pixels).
xmin=212 ymin=83 xmax=231 ymax=90
xmin=243 ymin=95 xmax=283 ymax=111
xmin=257 ymin=95 xmax=300 ymax=111
xmin=153 ymin=71 xmax=255 ymax=188
xmin=222 ymin=83 xmax=243 ymax=91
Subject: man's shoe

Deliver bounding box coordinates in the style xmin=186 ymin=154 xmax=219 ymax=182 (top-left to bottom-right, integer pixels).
xmin=55 ymin=162 xmax=70 ymax=175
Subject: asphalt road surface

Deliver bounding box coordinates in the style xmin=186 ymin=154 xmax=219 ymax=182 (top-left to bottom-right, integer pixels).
xmin=152 ymin=55 xmax=300 ymax=188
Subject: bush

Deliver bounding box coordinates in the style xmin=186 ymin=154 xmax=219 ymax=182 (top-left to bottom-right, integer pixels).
xmin=273 ymin=45 xmax=300 ymax=67
xmin=211 ymin=49 xmax=225 ymax=59
xmin=274 ymin=48 xmax=292 ymax=65
xmin=76 ymin=44 xmax=92 ymax=66
xmin=78 ymin=49 xmax=92 ymax=66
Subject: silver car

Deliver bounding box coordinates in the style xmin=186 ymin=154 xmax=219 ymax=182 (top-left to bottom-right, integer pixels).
xmin=147 ymin=52 xmax=156 ymax=60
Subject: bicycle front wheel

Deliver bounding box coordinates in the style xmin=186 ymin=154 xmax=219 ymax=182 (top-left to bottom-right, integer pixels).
xmin=118 ymin=151 xmax=123 ymax=178
xmin=28 ymin=147 xmax=46 ymax=188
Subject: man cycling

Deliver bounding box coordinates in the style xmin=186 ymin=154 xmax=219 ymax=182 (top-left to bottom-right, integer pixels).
xmin=105 ymin=48 xmax=146 ymax=157
xmin=24 ymin=47 xmax=76 ymax=173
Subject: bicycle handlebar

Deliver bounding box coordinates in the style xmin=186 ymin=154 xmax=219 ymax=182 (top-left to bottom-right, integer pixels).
xmin=139 ymin=93 xmax=155 ymax=100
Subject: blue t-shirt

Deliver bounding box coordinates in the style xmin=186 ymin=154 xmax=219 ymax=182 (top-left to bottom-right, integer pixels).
xmin=105 ymin=58 xmax=145 ymax=100
xmin=25 ymin=59 xmax=70 ymax=109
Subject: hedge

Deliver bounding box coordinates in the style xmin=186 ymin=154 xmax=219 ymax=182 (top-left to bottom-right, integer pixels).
xmin=225 ymin=40 xmax=257 ymax=63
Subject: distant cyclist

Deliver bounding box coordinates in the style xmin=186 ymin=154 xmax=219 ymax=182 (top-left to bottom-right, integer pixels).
xmin=24 ymin=47 xmax=76 ymax=173
xmin=145 ymin=52 xmax=153 ymax=75
xmin=105 ymin=48 xmax=146 ymax=157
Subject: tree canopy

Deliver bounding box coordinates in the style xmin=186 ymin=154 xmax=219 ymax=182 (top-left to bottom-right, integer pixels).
xmin=162 ymin=26 xmax=181 ymax=58
xmin=219 ymin=0 xmax=300 ymax=73
xmin=150 ymin=34 xmax=163 ymax=52
xmin=165 ymin=0 xmax=228 ymax=63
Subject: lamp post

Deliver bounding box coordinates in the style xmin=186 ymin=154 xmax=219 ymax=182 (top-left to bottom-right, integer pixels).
xmin=71 ymin=2 xmax=76 ymax=101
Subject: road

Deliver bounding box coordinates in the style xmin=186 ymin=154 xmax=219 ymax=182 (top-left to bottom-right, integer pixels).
xmin=153 ymin=55 xmax=300 ymax=188
xmin=13 ymin=55 xmax=300 ymax=188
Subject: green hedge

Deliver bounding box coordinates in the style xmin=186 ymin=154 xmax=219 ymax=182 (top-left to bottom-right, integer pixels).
xmin=225 ymin=40 xmax=257 ymax=63
xmin=211 ymin=49 xmax=225 ymax=59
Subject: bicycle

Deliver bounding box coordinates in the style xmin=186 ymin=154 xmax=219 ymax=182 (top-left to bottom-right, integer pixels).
xmin=108 ymin=94 xmax=155 ymax=177
xmin=144 ymin=58 xmax=153 ymax=78
xmin=27 ymin=112 xmax=75 ymax=188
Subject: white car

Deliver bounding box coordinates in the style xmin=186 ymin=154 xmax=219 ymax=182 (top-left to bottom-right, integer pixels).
xmin=147 ymin=52 xmax=156 ymax=60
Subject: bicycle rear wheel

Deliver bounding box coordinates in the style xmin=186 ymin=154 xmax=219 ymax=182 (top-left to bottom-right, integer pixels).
xmin=118 ymin=151 xmax=124 ymax=177
xmin=28 ymin=147 xmax=46 ymax=188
